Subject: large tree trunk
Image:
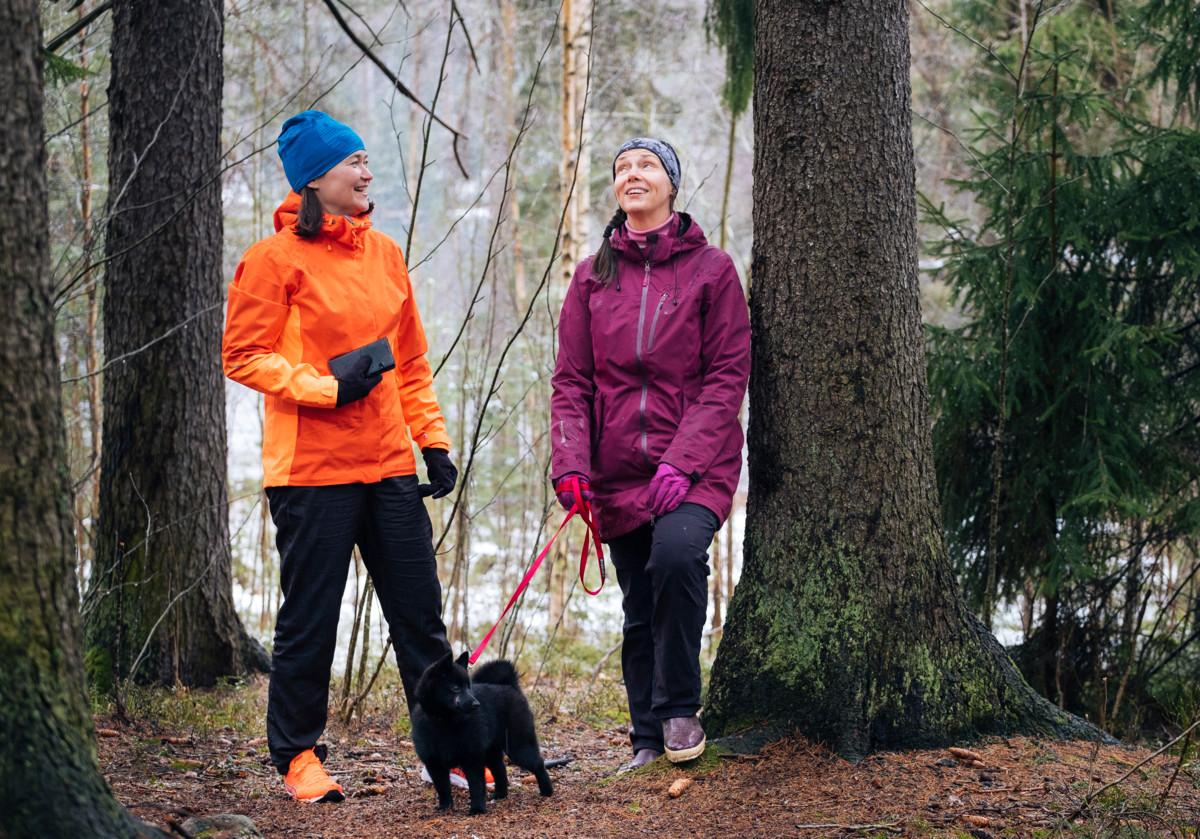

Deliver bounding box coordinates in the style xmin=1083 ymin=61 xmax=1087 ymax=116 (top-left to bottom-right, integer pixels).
xmin=704 ymin=0 xmax=1099 ymax=756
xmin=85 ymin=0 xmax=264 ymax=692
xmin=0 ymin=2 xmax=160 ymax=833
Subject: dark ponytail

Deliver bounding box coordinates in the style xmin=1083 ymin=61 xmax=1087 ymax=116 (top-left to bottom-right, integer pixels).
xmin=294 ymin=186 xmax=325 ymax=239
xmin=593 ymin=208 xmax=627 ymax=286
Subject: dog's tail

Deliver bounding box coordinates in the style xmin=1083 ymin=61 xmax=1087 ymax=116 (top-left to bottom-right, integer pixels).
xmin=471 ymin=659 xmax=519 ymax=687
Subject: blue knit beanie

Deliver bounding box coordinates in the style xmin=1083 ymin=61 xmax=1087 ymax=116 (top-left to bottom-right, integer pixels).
xmin=612 ymin=137 xmax=681 ymax=192
xmin=277 ymin=110 xmax=365 ymax=193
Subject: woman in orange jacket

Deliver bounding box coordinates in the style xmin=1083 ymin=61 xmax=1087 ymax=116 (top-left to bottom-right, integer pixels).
xmin=222 ymin=110 xmax=456 ymax=803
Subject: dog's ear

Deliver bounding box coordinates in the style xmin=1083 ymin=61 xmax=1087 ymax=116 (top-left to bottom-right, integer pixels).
xmin=455 ymin=651 xmax=471 ymax=669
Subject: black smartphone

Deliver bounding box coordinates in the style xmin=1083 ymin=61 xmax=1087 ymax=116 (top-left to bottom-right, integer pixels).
xmin=328 ymin=337 xmax=396 ymax=379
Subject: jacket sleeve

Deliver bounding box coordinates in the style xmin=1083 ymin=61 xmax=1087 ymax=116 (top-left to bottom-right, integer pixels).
xmin=549 ymin=262 xmax=596 ymax=480
xmin=392 ymin=250 xmax=452 ymax=451
xmin=663 ymin=252 xmax=750 ymax=478
xmin=221 ymin=245 xmax=338 ymax=407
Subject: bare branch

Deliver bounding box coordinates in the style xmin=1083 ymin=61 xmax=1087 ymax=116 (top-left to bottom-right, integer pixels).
xmin=43 ymin=0 xmax=112 ymax=54
xmin=320 ymin=0 xmax=469 ymax=178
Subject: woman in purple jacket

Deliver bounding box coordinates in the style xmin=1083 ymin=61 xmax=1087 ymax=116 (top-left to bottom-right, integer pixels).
xmin=550 ymin=138 xmax=750 ymax=770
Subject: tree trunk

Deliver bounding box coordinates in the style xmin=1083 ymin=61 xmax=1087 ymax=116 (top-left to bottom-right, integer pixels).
xmin=704 ymin=0 xmax=1099 ymax=756
xmin=0 ymin=2 xmax=162 ymax=833
xmin=85 ymin=0 xmax=265 ymax=692
xmin=559 ymin=0 xmax=591 ymax=286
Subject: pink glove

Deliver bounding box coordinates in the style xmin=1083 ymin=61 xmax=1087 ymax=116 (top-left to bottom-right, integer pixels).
xmin=648 ymin=462 xmax=691 ymax=517
xmin=553 ymin=473 xmax=594 ymax=511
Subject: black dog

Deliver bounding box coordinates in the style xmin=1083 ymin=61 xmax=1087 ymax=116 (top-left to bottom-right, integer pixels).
xmin=412 ymin=652 xmax=554 ymax=814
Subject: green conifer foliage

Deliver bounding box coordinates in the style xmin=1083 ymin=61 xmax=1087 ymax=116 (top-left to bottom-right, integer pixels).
xmin=926 ymin=0 xmax=1200 ymax=718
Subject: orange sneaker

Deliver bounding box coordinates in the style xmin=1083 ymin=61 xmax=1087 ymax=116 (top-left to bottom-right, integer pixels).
xmin=450 ymin=766 xmax=495 ymax=788
xmin=422 ymin=765 xmax=495 ymax=789
xmin=283 ymin=748 xmax=345 ymax=803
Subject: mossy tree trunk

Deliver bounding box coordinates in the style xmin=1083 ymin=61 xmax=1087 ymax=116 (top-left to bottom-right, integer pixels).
xmin=85 ymin=0 xmax=265 ymax=692
xmin=0 ymin=2 xmax=164 ymax=834
xmin=704 ymin=0 xmax=1100 ymax=757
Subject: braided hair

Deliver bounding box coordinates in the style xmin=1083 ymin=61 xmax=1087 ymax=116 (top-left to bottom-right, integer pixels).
xmin=592 ymin=208 xmax=627 ymax=286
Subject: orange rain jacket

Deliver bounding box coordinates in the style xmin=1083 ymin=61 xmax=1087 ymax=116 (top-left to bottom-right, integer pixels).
xmin=222 ymin=192 xmax=451 ymax=487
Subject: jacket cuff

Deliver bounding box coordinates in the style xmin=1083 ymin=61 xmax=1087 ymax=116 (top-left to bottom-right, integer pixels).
xmin=414 ymin=428 xmax=452 ymax=450
xmin=662 ymin=453 xmax=700 ymax=482
xmin=320 ymin=376 xmax=338 ymax=406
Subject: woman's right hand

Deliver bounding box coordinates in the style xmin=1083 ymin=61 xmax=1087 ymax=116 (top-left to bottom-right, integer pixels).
xmin=335 ymin=355 xmax=383 ymax=407
xmin=553 ymin=473 xmax=593 ymax=511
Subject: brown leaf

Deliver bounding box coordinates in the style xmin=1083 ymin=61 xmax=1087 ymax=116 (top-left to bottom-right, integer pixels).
xmin=161 ymin=735 xmax=191 ymax=745
xmin=949 ymin=747 xmax=984 ymax=763
xmin=96 ymin=728 xmax=121 ymax=738
xmin=668 ymin=778 xmax=693 ymax=798
xmin=961 ymin=814 xmax=991 ymax=827
xmin=357 ymin=784 xmax=390 ymax=797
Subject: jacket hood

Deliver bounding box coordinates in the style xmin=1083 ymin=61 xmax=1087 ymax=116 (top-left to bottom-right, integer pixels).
xmin=608 ymin=212 xmax=708 ymax=265
xmin=273 ymin=191 xmax=373 ymax=246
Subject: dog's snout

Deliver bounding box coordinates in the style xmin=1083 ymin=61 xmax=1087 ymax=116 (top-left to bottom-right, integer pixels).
xmin=460 ymin=692 xmax=480 ymax=711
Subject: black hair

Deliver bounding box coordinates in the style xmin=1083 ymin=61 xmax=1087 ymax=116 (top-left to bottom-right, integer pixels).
xmin=293 ymin=185 xmax=375 ymax=239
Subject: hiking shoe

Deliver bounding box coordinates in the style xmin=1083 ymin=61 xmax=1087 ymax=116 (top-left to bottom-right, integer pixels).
xmin=617 ymin=748 xmax=662 ymax=774
xmin=663 ymin=716 xmax=706 ymax=763
xmin=283 ymin=748 xmax=345 ymax=803
xmin=419 ymin=765 xmax=495 ymax=789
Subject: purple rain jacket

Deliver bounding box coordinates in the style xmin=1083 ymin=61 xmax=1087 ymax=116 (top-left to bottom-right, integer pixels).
xmin=550 ymin=213 xmax=751 ymax=540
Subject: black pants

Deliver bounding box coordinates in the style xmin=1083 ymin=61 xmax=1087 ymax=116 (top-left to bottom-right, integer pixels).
xmin=607 ymin=502 xmax=719 ymax=754
xmin=265 ymin=475 xmax=450 ymax=774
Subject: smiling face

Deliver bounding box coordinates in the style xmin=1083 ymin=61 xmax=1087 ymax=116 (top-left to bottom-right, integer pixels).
xmin=613 ymin=148 xmax=675 ymax=229
xmin=307 ymin=150 xmax=372 ymax=216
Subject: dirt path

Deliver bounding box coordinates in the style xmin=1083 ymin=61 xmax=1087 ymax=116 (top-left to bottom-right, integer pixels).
xmin=97 ymin=678 xmax=1199 ymax=837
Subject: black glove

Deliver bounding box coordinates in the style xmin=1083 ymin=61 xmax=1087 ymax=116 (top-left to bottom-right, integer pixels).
xmin=418 ymin=447 xmax=457 ymax=499
xmin=335 ymin=355 xmax=382 ymax=407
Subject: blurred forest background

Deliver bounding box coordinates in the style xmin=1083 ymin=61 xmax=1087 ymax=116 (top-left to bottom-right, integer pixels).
xmin=39 ymin=0 xmax=1200 ymax=740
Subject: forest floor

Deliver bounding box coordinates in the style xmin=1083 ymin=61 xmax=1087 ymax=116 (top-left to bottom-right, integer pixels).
xmin=97 ymin=674 xmax=1200 ymax=838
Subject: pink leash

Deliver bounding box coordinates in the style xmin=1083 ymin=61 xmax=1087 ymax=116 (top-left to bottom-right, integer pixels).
xmin=468 ymin=476 xmax=606 ymax=665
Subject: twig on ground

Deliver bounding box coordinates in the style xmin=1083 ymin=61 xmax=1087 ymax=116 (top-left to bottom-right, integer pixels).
xmin=1157 ymin=725 xmax=1194 ymax=810
xmin=1069 ymin=717 xmax=1200 ymax=819
xmin=793 ymin=823 xmax=902 ymax=834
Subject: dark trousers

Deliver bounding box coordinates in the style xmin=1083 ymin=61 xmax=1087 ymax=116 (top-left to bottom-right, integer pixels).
xmin=265 ymin=475 xmax=451 ymax=773
xmin=607 ymin=502 xmax=719 ymax=754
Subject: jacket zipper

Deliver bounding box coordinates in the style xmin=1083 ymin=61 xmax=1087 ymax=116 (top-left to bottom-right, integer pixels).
xmin=636 ymin=261 xmax=652 ymax=461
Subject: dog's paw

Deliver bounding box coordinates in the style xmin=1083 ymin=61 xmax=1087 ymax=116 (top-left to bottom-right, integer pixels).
xmin=491 ymin=789 xmax=508 ymax=801
xmin=468 ymin=805 xmax=487 ymax=816
xmin=436 ymin=801 xmax=452 ymax=812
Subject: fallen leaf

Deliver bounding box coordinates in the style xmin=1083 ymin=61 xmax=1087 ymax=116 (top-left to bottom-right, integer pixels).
xmin=356 ymin=784 xmax=390 ymax=797
xmin=668 ymin=778 xmax=693 ymax=798
xmin=949 ymin=747 xmax=984 ymax=763
xmin=161 ymin=736 xmax=191 ymax=745
xmin=96 ymin=728 xmax=120 ymax=738
xmin=961 ymin=814 xmax=991 ymax=827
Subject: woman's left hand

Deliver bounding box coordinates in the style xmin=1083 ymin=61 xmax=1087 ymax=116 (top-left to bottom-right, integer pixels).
xmin=418 ymin=447 xmax=458 ymax=498
xmin=648 ymin=462 xmax=692 ymax=517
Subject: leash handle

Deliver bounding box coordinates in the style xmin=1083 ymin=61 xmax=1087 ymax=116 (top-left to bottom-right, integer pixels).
xmin=468 ymin=476 xmax=606 ymax=665
xmin=571 ymin=476 xmax=606 ymax=595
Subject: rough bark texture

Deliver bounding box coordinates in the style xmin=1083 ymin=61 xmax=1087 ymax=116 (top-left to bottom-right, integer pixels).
xmin=86 ymin=0 xmax=265 ymax=691
xmin=704 ymin=0 xmax=1101 ymax=756
xmin=0 ymin=2 xmax=153 ymax=833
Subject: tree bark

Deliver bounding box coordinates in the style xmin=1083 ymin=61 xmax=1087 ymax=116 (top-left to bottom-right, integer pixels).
xmin=0 ymin=1 xmax=162 ymax=833
xmin=85 ymin=0 xmax=265 ymax=692
xmin=704 ymin=0 xmax=1100 ymax=756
